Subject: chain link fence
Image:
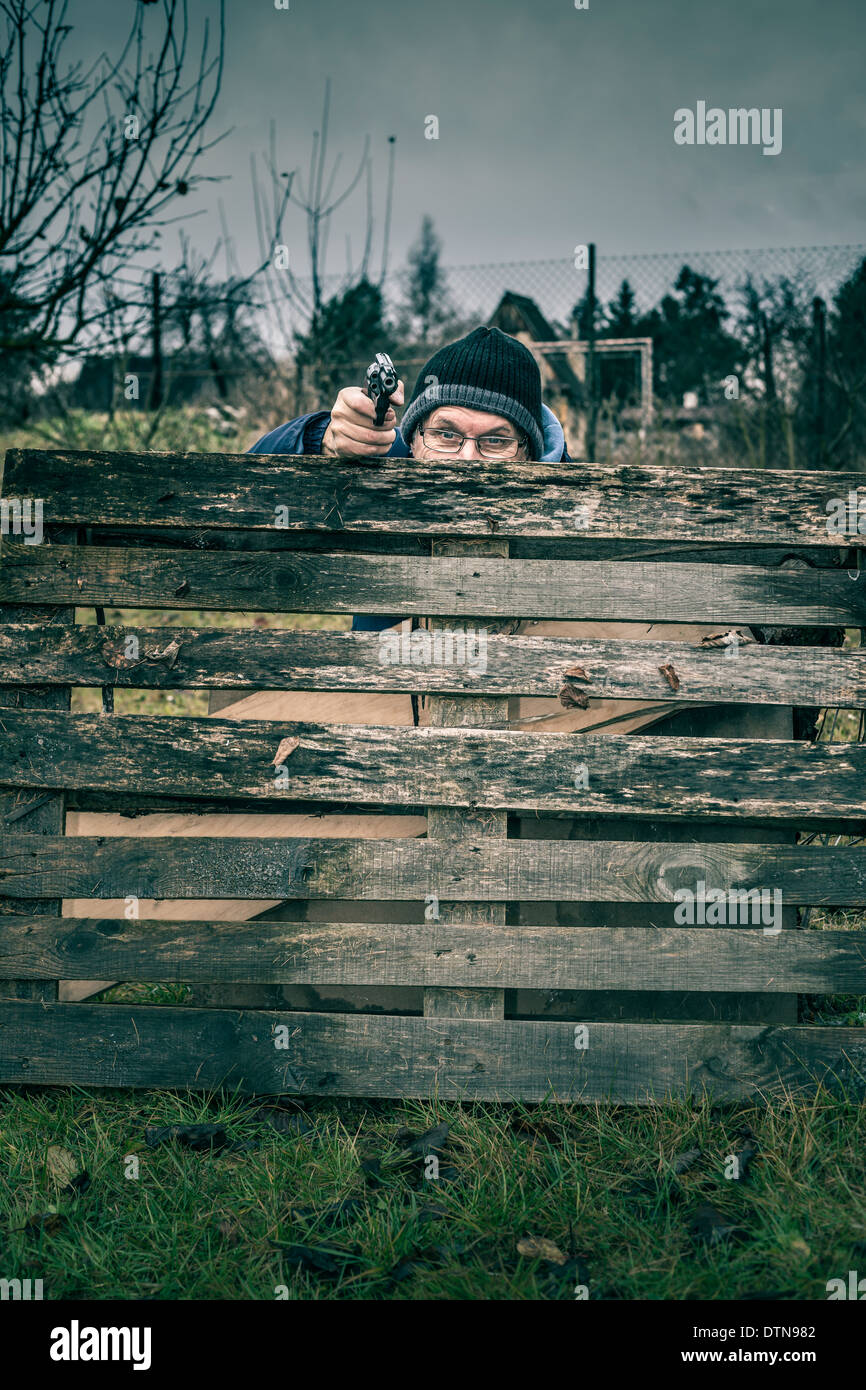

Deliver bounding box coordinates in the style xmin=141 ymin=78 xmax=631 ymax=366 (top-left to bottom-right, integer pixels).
xmin=410 ymin=244 xmax=866 ymax=328
xmin=293 ymin=242 xmax=866 ymax=469
xmin=67 ymin=242 xmax=866 ymax=470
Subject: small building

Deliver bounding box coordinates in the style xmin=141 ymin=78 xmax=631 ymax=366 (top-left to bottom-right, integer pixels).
xmin=488 ymin=292 xmax=585 ymax=449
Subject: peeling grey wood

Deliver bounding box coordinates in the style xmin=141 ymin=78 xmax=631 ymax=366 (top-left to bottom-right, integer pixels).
xmin=3 ymin=710 xmax=866 ymax=824
xmin=3 ymin=833 xmax=865 ymax=904
xmin=3 ymin=916 xmax=865 ymax=993
xmin=5 ymin=447 xmax=864 ymax=546
xmin=2 ymin=543 xmax=863 ymax=624
xmin=2 ymin=623 xmax=864 ymax=707
xmin=2 ymin=450 xmax=863 ymax=1098
xmin=1 ymin=1001 xmax=864 ymax=1101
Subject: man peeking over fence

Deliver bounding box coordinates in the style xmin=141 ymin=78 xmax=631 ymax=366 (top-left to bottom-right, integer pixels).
xmin=250 ymin=325 xmax=570 ymax=637
xmin=250 ymin=325 xmax=570 ymax=465
xmin=65 ymin=323 xmax=835 ymax=1018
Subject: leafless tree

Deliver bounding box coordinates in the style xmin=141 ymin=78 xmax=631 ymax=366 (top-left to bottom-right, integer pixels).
xmin=162 ymin=231 xmax=272 ymax=394
xmin=0 ymin=0 xmax=226 ymax=380
xmin=250 ymin=79 xmax=396 ymax=359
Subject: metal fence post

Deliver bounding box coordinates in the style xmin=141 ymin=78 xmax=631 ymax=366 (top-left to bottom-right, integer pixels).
xmin=812 ymin=295 xmax=827 ymax=468
xmin=586 ymin=242 xmax=597 ymax=461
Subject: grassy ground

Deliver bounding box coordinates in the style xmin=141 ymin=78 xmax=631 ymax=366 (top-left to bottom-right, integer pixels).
xmin=2 ymin=409 xmax=864 ymax=1300
xmin=2 ymin=1086 xmax=865 ymax=1300
xmin=2 ymin=403 xmax=261 ymax=458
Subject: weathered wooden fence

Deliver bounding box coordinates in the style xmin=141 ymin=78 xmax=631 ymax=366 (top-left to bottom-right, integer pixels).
xmin=1 ymin=448 xmax=865 ymax=1101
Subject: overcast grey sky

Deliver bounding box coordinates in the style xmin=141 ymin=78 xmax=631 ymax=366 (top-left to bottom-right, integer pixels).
xmin=72 ymin=0 xmax=866 ymax=278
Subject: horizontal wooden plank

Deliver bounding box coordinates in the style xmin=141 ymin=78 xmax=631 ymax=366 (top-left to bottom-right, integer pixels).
xmin=4 ymin=916 xmax=864 ymax=992
xmin=1 ymin=624 xmax=864 ymax=706
xmin=2 ymin=834 xmax=865 ymax=904
xmin=1 ymin=1001 xmax=864 ymax=1099
xmin=6 ymin=448 xmax=865 ymax=545
xmin=82 ymin=525 xmax=859 ymax=566
xmin=3 ymin=712 xmax=866 ymax=824
xmin=2 ymin=543 xmax=863 ymax=624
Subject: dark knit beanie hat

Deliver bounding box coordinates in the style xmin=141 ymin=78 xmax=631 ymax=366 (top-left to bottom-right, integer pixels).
xmin=400 ymin=326 xmax=544 ymax=457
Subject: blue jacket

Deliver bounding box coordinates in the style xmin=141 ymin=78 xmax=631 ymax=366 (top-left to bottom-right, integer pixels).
xmin=250 ymin=403 xmax=571 ymax=630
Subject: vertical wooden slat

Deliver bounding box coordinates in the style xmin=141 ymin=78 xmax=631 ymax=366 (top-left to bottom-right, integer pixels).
xmin=424 ymin=538 xmax=508 ymax=1021
xmin=0 ymin=528 xmax=75 ymax=1003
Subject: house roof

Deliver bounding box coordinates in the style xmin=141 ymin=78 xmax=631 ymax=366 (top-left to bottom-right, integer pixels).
xmin=488 ymin=292 xmax=584 ymax=403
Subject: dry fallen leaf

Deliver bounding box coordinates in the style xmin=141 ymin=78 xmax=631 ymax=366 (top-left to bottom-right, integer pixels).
xmin=517 ymin=1235 xmax=568 ymax=1265
xmin=732 ymin=1134 xmax=759 ymax=1179
xmin=563 ymin=664 xmax=590 ymax=682
xmin=272 ymin=736 xmax=300 ymax=767
xmin=559 ymin=684 xmax=590 ymax=709
xmin=146 ymin=637 xmax=182 ymax=668
xmin=19 ymin=1211 xmax=65 ymax=1234
xmin=690 ymin=1202 xmax=741 ymax=1246
xmin=248 ymin=1106 xmax=311 ymax=1136
xmin=268 ymin=1241 xmax=361 ymax=1279
xmin=672 ymin=1146 xmax=702 ymax=1174
xmin=45 ymin=1146 xmax=79 ymax=1185
xmin=699 ymin=629 xmax=754 ymax=648
xmin=145 ymin=1122 xmax=235 ymax=1152
xmin=396 ymin=1122 xmax=450 ymax=1157
xmin=658 ymin=662 xmax=681 ymax=691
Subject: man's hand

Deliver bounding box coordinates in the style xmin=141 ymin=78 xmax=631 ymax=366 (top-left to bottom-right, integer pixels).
xmin=322 ymin=380 xmax=405 ymax=457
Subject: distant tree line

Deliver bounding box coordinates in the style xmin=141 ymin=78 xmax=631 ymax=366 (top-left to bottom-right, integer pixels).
xmin=571 ymin=259 xmax=866 ymax=468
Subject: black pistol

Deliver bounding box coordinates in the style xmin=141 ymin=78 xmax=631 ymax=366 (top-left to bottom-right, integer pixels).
xmin=364 ymin=351 xmax=398 ymax=427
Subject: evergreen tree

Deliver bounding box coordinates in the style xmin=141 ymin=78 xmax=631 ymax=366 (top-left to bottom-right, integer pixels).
xmin=296 ymin=278 xmax=387 ymax=399
xmin=646 ymin=265 xmax=741 ymax=403
xmin=405 ymin=215 xmax=453 ymax=342
xmin=604 ymin=279 xmax=639 ymax=337
xmin=569 ymin=286 xmax=605 ymax=339
xmin=824 ymin=254 xmax=866 ymax=466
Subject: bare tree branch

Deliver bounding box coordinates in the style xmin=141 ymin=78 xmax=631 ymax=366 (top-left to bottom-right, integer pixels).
xmin=0 ymin=0 xmax=226 ymax=364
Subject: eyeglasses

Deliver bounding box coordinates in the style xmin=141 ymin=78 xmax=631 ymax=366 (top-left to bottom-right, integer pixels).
xmin=418 ymin=426 xmax=527 ymax=459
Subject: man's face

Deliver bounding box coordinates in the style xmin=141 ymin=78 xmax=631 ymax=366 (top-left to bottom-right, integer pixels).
xmin=409 ymin=406 xmax=530 ymax=461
